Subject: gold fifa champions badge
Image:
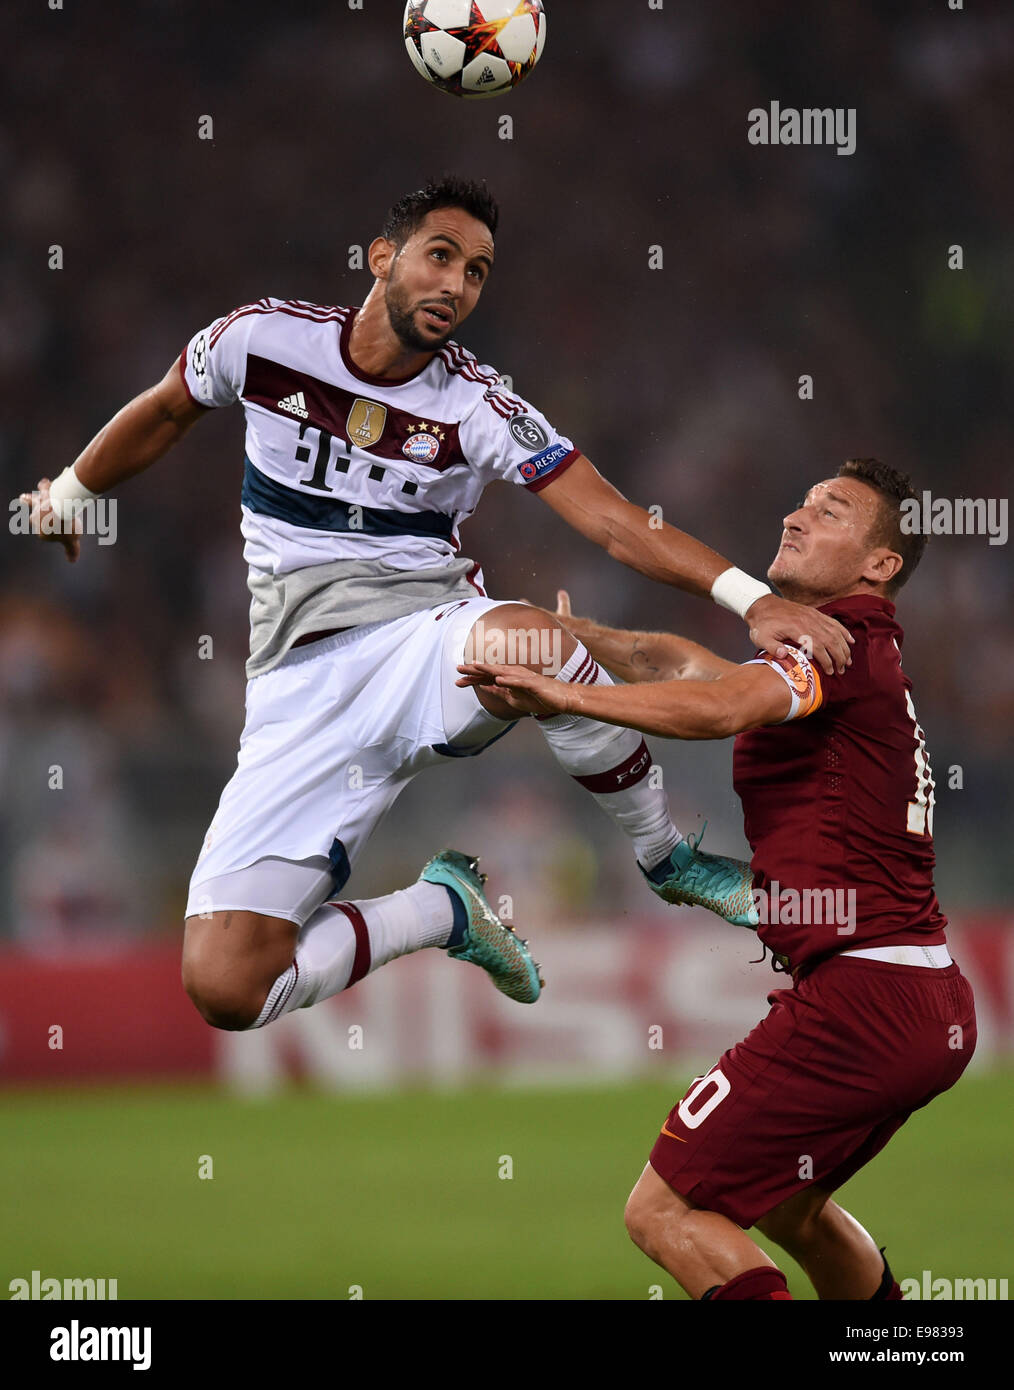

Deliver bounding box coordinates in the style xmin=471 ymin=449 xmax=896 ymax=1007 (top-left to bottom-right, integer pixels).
xmin=346 ymin=398 xmax=388 ymax=448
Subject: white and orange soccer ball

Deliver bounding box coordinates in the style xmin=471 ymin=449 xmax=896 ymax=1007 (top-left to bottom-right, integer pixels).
xmin=403 ymin=1 xmax=546 ymax=99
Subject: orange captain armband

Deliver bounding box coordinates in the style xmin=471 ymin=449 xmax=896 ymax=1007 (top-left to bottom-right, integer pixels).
xmin=745 ymin=645 xmax=823 ymax=722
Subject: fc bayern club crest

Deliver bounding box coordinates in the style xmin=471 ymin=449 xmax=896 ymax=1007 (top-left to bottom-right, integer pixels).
xmin=402 ymin=420 xmax=445 ymax=465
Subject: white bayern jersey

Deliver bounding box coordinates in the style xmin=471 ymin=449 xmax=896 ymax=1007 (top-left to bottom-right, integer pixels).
xmin=180 ymin=298 xmax=579 ymax=579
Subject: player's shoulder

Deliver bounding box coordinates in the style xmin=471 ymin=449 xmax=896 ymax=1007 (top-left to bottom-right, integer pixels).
xmin=820 ymin=595 xmax=903 ymax=657
xmin=434 ymin=338 xmax=519 ymax=409
xmin=208 ymin=297 xmax=354 ymax=346
xmin=820 ymin=594 xmax=898 ymax=628
xmin=818 ymin=595 xmax=906 ymax=698
xmin=435 ymin=341 xmax=552 ymax=454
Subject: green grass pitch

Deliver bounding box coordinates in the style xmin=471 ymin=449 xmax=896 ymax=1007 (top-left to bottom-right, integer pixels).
xmin=2 ymin=1071 xmax=1010 ymax=1300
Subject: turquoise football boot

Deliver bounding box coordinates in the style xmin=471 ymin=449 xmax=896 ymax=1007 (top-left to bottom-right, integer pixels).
xmin=642 ymin=825 xmax=760 ymax=929
xmin=420 ymin=850 xmax=543 ymax=1004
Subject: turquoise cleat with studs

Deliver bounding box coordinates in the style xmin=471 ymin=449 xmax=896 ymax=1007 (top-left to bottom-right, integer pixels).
xmin=420 ymin=849 xmax=543 ymax=1004
xmin=642 ymin=826 xmax=760 ymax=929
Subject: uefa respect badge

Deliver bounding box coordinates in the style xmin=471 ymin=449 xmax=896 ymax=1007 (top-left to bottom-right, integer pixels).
xmin=517 ymin=441 xmax=569 ymax=484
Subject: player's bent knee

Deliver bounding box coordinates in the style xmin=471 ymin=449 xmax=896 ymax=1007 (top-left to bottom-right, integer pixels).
xmin=182 ymin=908 xmax=298 ymax=1030
xmin=625 ymin=1165 xmax=699 ymax=1259
xmin=181 ymin=931 xmax=268 ymax=1031
xmin=624 ymin=1192 xmax=654 ymax=1253
xmin=466 ymin=602 xmax=578 ymax=720
xmin=182 ymin=969 xmax=265 ymax=1031
xmin=467 ymin=602 xmax=577 ymax=673
xmin=624 ymin=1181 xmax=668 ymax=1256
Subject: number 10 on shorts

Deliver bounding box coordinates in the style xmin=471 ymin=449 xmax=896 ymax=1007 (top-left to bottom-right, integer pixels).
xmin=678 ymin=1065 xmax=732 ymax=1130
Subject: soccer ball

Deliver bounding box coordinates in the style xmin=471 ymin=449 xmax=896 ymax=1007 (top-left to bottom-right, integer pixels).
xmin=404 ymin=1 xmax=547 ymax=100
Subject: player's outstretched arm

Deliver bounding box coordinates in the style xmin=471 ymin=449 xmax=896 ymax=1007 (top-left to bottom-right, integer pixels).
xmin=70 ymin=357 xmax=206 ymax=491
xmin=17 ymin=357 xmax=206 ymax=561
xmin=537 ymin=455 xmax=853 ymax=676
xmin=458 ymin=658 xmax=795 ymax=741
xmin=552 ymin=589 xmax=734 ymax=684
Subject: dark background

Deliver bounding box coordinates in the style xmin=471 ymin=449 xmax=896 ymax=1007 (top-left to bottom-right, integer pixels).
xmin=2 ymin=0 xmax=1012 ymax=941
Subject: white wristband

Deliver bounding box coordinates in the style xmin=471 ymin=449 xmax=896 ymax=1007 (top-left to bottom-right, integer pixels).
xmin=47 ymin=465 xmax=100 ymax=523
xmin=710 ymin=566 xmax=771 ymax=619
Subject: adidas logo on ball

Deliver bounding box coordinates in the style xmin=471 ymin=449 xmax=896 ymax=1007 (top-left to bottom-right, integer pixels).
xmin=404 ymin=0 xmax=547 ymax=101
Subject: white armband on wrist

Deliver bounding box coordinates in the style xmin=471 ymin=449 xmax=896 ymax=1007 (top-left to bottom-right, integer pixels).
xmin=710 ymin=567 xmax=771 ymax=619
xmin=47 ymin=465 xmax=100 ymax=523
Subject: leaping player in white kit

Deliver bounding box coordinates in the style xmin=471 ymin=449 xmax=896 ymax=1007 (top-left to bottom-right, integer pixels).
xmin=21 ymin=178 xmax=852 ymax=1031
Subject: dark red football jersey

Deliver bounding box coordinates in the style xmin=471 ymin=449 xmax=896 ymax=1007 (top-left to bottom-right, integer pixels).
xmin=733 ymin=595 xmax=947 ymax=970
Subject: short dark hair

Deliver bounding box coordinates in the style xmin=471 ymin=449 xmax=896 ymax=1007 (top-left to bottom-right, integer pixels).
xmin=380 ymin=176 xmax=499 ymax=249
xmin=837 ymin=457 xmax=927 ymax=596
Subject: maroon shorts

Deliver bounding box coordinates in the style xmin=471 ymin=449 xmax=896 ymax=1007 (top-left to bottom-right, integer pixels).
xmin=649 ymin=956 xmax=976 ymax=1228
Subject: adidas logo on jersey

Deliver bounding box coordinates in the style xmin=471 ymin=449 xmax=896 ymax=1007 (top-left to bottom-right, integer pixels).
xmin=278 ymin=391 xmax=308 ymax=419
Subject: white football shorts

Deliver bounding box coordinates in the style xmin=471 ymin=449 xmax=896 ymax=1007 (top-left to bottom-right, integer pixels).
xmin=185 ymin=597 xmax=515 ymax=925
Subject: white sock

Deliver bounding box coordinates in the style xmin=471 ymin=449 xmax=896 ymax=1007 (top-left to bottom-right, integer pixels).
xmin=250 ymin=881 xmax=454 ymax=1028
xmin=536 ymin=642 xmax=681 ymax=872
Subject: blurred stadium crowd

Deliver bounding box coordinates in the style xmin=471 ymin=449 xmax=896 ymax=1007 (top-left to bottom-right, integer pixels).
xmin=2 ymin=1 xmax=1011 ymax=943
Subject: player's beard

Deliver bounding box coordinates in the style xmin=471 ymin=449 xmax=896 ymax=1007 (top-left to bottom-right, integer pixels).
xmin=385 ymin=273 xmax=455 ymax=353
xmin=767 ymin=564 xmax=807 ymax=602
xmin=767 ymin=559 xmax=794 ymax=595
xmin=768 ymin=548 xmax=811 ymax=602
xmin=768 ymin=559 xmax=831 ymax=606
